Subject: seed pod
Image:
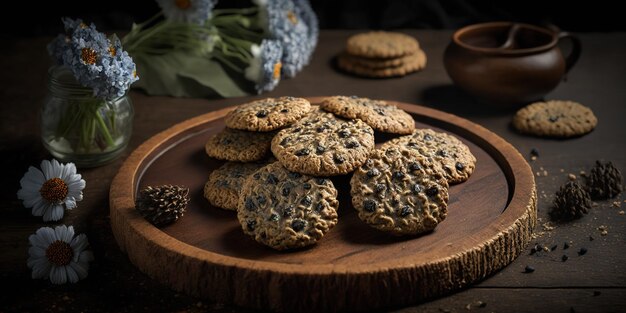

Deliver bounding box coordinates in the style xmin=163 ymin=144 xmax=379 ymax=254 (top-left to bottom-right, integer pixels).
xmin=135 ymin=185 xmax=189 ymax=227
xmin=586 ymin=160 xmax=623 ymax=200
xmin=550 ymin=181 xmax=591 ymax=221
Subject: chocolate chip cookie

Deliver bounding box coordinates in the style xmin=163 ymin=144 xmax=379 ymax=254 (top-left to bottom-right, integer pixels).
xmin=204 ymin=161 xmax=269 ymax=210
xmin=512 ymin=100 xmax=598 ymax=137
xmin=383 ymin=129 xmax=476 ymax=184
xmin=320 ymin=96 xmax=415 ymax=134
xmin=225 ymin=97 xmax=311 ymax=132
xmin=237 ymin=162 xmax=339 ymax=250
xmin=346 ymin=31 xmax=419 ymax=58
xmin=271 ymin=111 xmax=375 ymax=176
xmin=350 ymin=146 xmax=449 ymax=236
xmin=205 ymin=127 xmax=274 ymax=162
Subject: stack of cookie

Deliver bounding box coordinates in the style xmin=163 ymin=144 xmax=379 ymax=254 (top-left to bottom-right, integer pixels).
xmin=203 ymin=96 xmax=476 ymax=250
xmin=337 ymin=31 xmax=427 ymax=78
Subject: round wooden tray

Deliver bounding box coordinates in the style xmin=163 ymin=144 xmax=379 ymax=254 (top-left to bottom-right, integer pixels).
xmin=110 ymin=98 xmax=536 ymax=312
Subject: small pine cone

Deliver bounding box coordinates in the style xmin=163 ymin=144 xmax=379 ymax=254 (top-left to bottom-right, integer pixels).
xmin=586 ymin=160 xmax=623 ymax=200
xmin=551 ymin=181 xmax=591 ymax=221
xmin=136 ymin=185 xmax=189 ymax=227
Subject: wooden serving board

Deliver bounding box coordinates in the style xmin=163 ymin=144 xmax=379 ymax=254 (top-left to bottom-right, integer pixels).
xmin=110 ymin=98 xmax=536 ymax=312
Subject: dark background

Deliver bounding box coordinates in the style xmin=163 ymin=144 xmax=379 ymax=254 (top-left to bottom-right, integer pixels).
xmin=1 ymin=0 xmax=624 ymax=37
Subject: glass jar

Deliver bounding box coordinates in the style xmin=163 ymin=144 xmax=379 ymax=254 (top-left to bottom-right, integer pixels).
xmin=41 ymin=66 xmax=133 ymax=167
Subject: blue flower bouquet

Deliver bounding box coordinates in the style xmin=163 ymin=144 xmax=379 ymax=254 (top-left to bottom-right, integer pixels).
xmin=122 ymin=0 xmax=318 ymax=97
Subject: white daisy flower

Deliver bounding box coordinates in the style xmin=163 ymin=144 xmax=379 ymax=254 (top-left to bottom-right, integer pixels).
xmin=27 ymin=225 xmax=94 ymax=284
xmin=17 ymin=159 xmax=86 ymax=222
xmin=156 ymin=0 xmax=217 ymax=24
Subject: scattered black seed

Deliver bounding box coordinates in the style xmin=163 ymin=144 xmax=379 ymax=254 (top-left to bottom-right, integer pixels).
xmin=375 ymin=108 xmax=386 ymax=116
xmin=534 ymin=243 xmax=542 ymax=252
xmin=280 ymin=108 xmax=289 ymax=113
xmin=593 ymin=291 xmax=601 ymax=297
xmin=269 ymin=213 xmax=279 ymax=222
xmin=315 ymin=202 xmax=324 ymax=211
xmin=375 ymin=184 xmax=386 ymax=193
xmin=578 ymin=247 xmax=588 ymax=256
xmin=407 ymin=142 xmax=418 ymax=148
xmin=316 ymin=126 xmax=326 ymax=133
xmin=282 ymin=186 xmax=291 ymax=196
xmin=303 ymin=121 xmax=312 ymax=126
xmin=253 ymin=173 xmax=261 ymax=180
xmin=256 ymin=110 xmax=268 ymax=118
xmin=256 ymin=195 xmax=266 ymax=205
xmin=423 ymin=134 xmax=433 ymax=141
xmin=363 ymin=199 xmax=377 ymax=212
xmin=551 ymin=244 xmax=558 ymax=251
xmin=345 ymin=141 xmax=360 ymax=148
xmin=283 ymin=205 xmax=294 ymax=217
xmin=589 ymin=235 xmax=595 ymax=241
xmin=437 ymin=150 xmax=449 ymax=157
xmin=338 ymin=130 xmax=350 ymax=138
xmin=529 ymin=247 xmax=537 ymax=255
xmin=267 ymin=173 xmax=279 ymax=185
xmin=280 ymin=137 xmax=291 ymax=146
xmin=478 ymin=302 xmax=487 ymax=308
xmin=316 ymin=145 xmax=326 ymax=154
xmin=562 ymin=255 xmax=568 ymax=262
xmin=570 ymin=307 xmax=576 ymax=313
xmin=524 ymin=265 xmax=535 ymax=273
xmin=455 ymin=162 xmax=465 ymax=171
xmin=564 ymin=242 xmax=570 ymax=249
xmin=221 ymin=138 xmax=232 ymax=145
xmin=291 ymin=219 xmax=306 ymax=231
xmin=301 ymin=195 xmax=312 ymax=206
xmin=530 ymin=148 xmax=539 ymax=157
xmin=334 ymin=154 xmax=345 ymax=164
xmin=303 ymin=183 xmax=311 ymax=190
xmin=412 ymin=184 xmax=422 ymax=193
xmin=292 ymin=127 xmax=302 ymax=133
xmin=316 ymin=178 xmax=326 ymax=184
xmin=247 ymin=220 xmax=256 ymax=231
xmin=400 ymin=206 xmax=413 ymax=217
xmin=393 ymin=171 xmax=405 ymax=179
xmin=409 ymin=162 xmax=421 ymax=171
xmin=426 ymin=187 xmax=439 ymax=197
xmin=549 ymin=116 xmax=559 ymax=122
xmin=295 ymin=148 xmax=310 ymax=156
xmin=390 ymin=199 xmax=399 ymax=207
xmin=288 ymin=172 xmax=302 ymax=179
xmin=245 ymin=198 xmax=255 ymax=210
xmin=366 ymin=168 xmax=380 ymax=178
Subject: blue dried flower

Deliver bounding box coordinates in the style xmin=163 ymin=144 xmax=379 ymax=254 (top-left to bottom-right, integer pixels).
xmin=156 ymin=0 xmax=217 ymax=24
xmin=244 ymin=39 xmax=283 ymax=94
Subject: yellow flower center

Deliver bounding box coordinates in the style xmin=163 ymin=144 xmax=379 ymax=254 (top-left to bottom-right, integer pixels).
xmin=40 ymin=178 xmax=68 ymax=203
xmin=273 ymin=62 xmax=282 ymax=80
xmin=175 ymin=0 xmax=191 ymax=10
xmin=81 ymin=48 xmax=98 ymax=65
xmin=79 ymin=23 xmax=88 ymax=29
xmin=108 ymin=45 xmax=116 ymax=57
xmin=46 ymin=240 xmax=74 ymax=266
xmin=133 ymin=69 xmax=138 ymax=78
xmin=287 ymin=11 xmax=298 ymax=25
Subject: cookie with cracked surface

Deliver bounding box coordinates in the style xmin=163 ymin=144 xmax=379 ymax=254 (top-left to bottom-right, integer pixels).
xmin=204 ymin=161 xmax=269 ymax=210
xmin=512 ymin=100 xmax=597 ymax=137
xmin=320 ymin=96 xmax=415 ymax=134
xmin=338 ymin=50 xmax=427 ymax=78
xmin=346 ymin=31 xmax=419 ymax=58
xmin=237 ymin=162 xmax=339 ymax=250
xmin=271 ymin=111 xmax=375 ymax=176
xmin=383 ymin=129 xmax=476 ymax=184
xmin=225 ymin=96 xmax=311 ymax=132
xmin=205 ymin=127 xmax=274 ymax=162
xmin=337 ymin=52 xmax=408 ymax=69
xmin=350 ymin=146 xmax=449 ymax=236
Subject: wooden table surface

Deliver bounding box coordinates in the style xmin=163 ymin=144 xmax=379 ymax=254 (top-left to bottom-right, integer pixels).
xmin=1 ymin=30 xmax=625 ymax=313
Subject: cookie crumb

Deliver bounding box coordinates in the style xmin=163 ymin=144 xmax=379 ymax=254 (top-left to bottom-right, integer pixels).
xmin=619 ymin=210 xmax=624 ymax=215
xmin=612 ymin=201 xmax=621 ymax=208
xmin=542 ymin=221 xmax=557 ymax=231
xmin=568 ymin=173 xmax=577 ymax=181
xmin=531 ymin=155 xmax=537 ymax=161
xmin=543 ymin=170 xmax=549 ymax=176
xmin=580 ymin=170 xmax=587 ymax=177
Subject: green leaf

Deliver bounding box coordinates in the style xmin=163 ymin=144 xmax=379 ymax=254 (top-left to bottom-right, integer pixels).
xmin=131 ymin=52 xmax=251 ymax=98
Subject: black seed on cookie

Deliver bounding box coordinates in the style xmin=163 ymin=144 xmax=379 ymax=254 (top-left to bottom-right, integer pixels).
xmin=267 ymin=173 xmax=279 ymax=184
xmin=363 ymin=199 xmax=377 ymax=212
xmin=334 ymin=154 xmax=346 ymax=164
xmin=256 ymin=110 xmax=268 ymax=118
xmin=437 ymin=150 xmax=449 ymax=157
xmin=303 ymin=121 xmax=312 ymax=126
xmin=292 ymin=127 xmax=302 ymax=133
xmin=455 ymin=162 xmax=465 ymax=171
xmin=303 ymin=183 xmax=312 ymax=190
xmin=426 ymin=187 xmax=439 ymax=197
xmin=393 ymin=171 xmax=405 ymax=179
xmin=247 ymin=220 xmax=257 ymax=231
xmin=316 ymin=145 xmax=326 ymax=154
xmin=366 ymin=168 xmax=380 ymax=178
xmin=375 ymin=108 xmax=386 ymax=116
xmin=345 ymin=141 xmax=360 ymax=148
xmin=256 ymin=195 xmax=267 ymax=205
xmin=221 ymin=138 xmax=232 ymax=145
xmin=375 ymin=183 xmax=386 ymax=193
xmin=316 ymin=126 xmax=326 ymax=133
xmin=316 ymin=178 xmax=327 ymax=185
xmin=253 ymin=173 xmax=261 ymax=180
xmin=245 ymin=197 xmax=256 ymax=211
xmin=315 ymin=202 xmax=324 ymax=211
xmin=408 ymin=162 xmax=421 ymax=171
xmin=217 ymin=180 xmax=229 ymax=187
xmin=292 ymin=219 xmax=306 ymax=232
xmin=301 ymin=195 xmax=312 ymax=206
xmin=269 ymin=213 xmax=279 ymax=222
xmin=549 ymin=116 xmax=559 ymax=122
xmin=400 ymin=205 xmax=413 ymax=217
xmin=423 ymin=134 xmax=433 ymax=141
xmin=338 ymin=130 xmax=350 ymax=138
xmin=281 ymin=186 xmax=291 ymax=196
xmin=407 ymin=142 xmax=418 ymax=148
xmin=390 ymin=199 xmax=399 ymax=207
xmin=412 ymin=184 xmax=422 ymax=193
xmin=288 ymin=172 xmax=302 ymax=179
xmin=280 ymin=108 xmax=289 ymax=113
xmin=283 ymin=205 xmax=294 ymax=217
xmin=295 ymin=148 xmax=310 ymax=156
xmin=280 ymin=137 xmax=291 ymax=146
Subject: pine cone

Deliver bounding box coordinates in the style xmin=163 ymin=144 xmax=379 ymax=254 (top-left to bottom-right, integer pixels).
xmin=551 ymin=181 xmax=591 ymax=221
xmin=135 ymin=185 xmax=189 ymax=227
xmin=586 ymin=160 xmax=623 ymax=200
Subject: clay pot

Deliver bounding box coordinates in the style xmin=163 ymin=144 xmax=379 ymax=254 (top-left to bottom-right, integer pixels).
xmin=444 ymin=22 xmax=581 ymax=108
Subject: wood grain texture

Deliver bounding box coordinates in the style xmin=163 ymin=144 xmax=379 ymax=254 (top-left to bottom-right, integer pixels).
xmin=109 ymin=98 xmax=536 ymax=312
